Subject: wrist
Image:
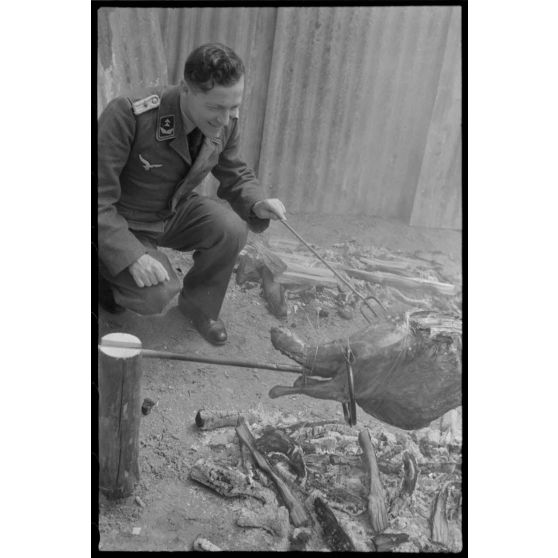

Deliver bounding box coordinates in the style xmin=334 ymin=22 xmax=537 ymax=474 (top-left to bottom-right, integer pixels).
xmin=250 ymin=201 xmax=263 ymax=218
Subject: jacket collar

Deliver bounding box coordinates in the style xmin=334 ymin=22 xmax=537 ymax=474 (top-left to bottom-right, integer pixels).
xmin=155 ymin=85 xmax=191 ymax=164
xmin=156 ymin=85 xmax=226 ymax=164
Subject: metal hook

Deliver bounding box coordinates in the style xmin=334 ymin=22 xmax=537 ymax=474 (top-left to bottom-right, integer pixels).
xmin=341 ymin=345 xmax=357 ymax=426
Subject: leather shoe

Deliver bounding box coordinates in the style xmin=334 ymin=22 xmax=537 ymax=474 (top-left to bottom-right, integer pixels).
xmin=99 ymin=276 xmax=125 ymax=314
xmin=178 ymin=294 xmax=227 ymax=346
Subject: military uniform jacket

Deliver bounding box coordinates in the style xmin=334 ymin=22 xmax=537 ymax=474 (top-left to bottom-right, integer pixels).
xmin=98 ymin=85 xmax=269 ymax=277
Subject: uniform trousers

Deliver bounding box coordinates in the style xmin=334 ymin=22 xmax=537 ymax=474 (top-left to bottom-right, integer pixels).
xmin=99 ymin=192 xmax=248 ymax=319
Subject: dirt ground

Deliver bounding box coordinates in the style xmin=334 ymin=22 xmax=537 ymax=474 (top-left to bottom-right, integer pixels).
xmin=95 ymin=213 xmax=462 ymax=552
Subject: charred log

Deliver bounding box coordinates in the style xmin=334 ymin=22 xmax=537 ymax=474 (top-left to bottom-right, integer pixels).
xmin=195 ymin=409 xmax=256 ymax=431
xmin=235 ymin=418 xmax=310 ymax=527
xmin=312 ymin=495 xmax=356 ymax=552
xmin=255 ymin=426 xmax=306 ymax=481
xmin=430 ymin=482 xmax=452 ymax=546
xmin=372 ymin=533 xmax=410 ymax=552
xmin=189 ymin=458 xmax=272 ymax=504
xmin=402 ymin=451 xmax=419 ymax=496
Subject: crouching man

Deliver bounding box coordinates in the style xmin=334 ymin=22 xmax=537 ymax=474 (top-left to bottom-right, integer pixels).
xmin=97 ymin=42 xmax=286 ymax=345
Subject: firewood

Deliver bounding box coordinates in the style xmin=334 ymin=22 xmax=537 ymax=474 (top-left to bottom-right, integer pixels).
xmin=189 ymin=457 xmax=273 ymax=504
xmin=237 ymin=241 xmax=289 ymax=316
xmin=255 ymin=426 xmax=306 ymax=481
xmin=401 ymin=451 xmax=419 ymax=495
xmin=235 ymin=418 xmax=310 ymax=527
xmin=341 ymin=266 xmax=458 ymax=296
xmin=272 ymin=459 xmax=299 ymax=485
xmin=322 ymin=453 xmax=402 ymax=476
xmin=325 ymin=487 xmax=368 ymax=517
xmin=282 ymin=260 xmax=336 ymax=278
xmin=389 ymin=450 xmax=419 ymax=515
xmin=236 ymin=245 xmax=261 ymax=284
xmin=260 ymin=266 xmax=288 ymax=317
xmin=252 ymin=238 xmax=288 ymax=277
xmin=358 ymin=429 xmax=388 ymax=533
xmin=372 ymin=533 xmax=410 ymax=552
xmin=275 ymin=270 xmax=339 ymax=288
xmin=273 ymin=250 xmax=322 ymax=266
xmin=240 ymin=440 xmax=271 ymax=487
xmin=386 ymin=286 xmax=430 ymax=307
xmin=312 ymin=494 xmax=356 ymax=551
xmin=421 ymin=461 xmax=460 ymax=474
xmin=439 ymin=408 xmax=461 ymax=446
xmin=430 ymin=482 xmax=452 ymax=546
xmin=236 ymin=240 xmax=287 ymax=282
xmin=359 ymin=256 xmax=412 ymax=273
xmin=194 ymin=409 xmax=256 ymax=431
xmin=192 ymin=536 xmax=222 ymax=551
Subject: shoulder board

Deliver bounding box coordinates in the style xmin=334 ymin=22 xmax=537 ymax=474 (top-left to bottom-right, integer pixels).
xmin=130 ymin=94 xmax=160 ymax=115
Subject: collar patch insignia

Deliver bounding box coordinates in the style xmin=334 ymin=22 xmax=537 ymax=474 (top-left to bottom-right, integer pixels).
xmin=158 ymin=115 xmax=175 ymax=140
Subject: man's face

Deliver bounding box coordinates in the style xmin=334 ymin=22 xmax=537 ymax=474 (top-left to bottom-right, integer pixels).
xmin=181 ymin=76 xmax=244 ymax=138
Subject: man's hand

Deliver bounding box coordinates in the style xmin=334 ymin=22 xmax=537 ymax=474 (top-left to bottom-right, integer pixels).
xmin=128 ymin=254 xmax=170 ymax=288
xmin=252 ymin=198 xmax=287 ymax=221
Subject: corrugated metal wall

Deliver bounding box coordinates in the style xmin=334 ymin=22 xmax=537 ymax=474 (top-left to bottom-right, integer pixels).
xmin=97 ymin=8 xmax=168 ymax=116
xmin=411 ymin=6 xmax=462 ymax=228
xmin=96 ymin=6 xmax=462 ymax=230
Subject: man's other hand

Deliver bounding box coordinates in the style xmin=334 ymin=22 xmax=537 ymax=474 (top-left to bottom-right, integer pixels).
xmin=252 ymin=198 xmax=287 ymax=221
xmin=128 ymin=254 xmax=170 ymax=288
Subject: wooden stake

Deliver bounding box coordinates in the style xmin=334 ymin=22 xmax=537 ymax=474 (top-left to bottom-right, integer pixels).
xmin=98 ymin=333 xmax=143 ymax=499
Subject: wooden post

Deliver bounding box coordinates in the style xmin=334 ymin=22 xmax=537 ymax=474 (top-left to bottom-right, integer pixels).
xmin=98 ymin=333 xmax=143 ymax=499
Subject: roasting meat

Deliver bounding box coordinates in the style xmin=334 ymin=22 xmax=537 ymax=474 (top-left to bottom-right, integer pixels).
xmin=269 ymin=311 xmax=462 ymax=430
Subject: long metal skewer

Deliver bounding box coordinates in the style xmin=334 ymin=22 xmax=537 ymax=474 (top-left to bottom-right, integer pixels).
xmin=279 ymin=219 xmax=387 ymax=318
xmin=99 ymin=339 xmax=306 ymax=374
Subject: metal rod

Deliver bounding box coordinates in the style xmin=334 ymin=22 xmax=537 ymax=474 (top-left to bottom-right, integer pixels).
xmin=99 ymin=340 xmax=306 ymax=374
xmin=279 ymin=219 xmax=388 ymax=318
xmin=141 ymin=349 xmax=305 ymax=373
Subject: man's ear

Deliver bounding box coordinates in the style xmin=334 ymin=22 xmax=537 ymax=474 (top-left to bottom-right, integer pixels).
xmin=180 ymin=79 xmax=191 ymax=96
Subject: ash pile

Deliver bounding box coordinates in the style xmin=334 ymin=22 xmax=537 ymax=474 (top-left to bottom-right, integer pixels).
xmin=188 ymin=407 xmax=462 ymax=552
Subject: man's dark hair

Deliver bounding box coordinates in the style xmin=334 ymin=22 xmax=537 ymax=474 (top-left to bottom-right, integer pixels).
xmin=184 ymin=43 xmax=245 ymax=93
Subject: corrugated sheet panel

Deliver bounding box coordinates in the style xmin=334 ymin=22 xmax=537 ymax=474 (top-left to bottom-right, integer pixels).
xmin=411 ymin=6 xmax=462 ymax=229
xmin=97 ymin=7 xmax=168 ymax=115
xmin=258 ymin=6 xmax=457 ymax=223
